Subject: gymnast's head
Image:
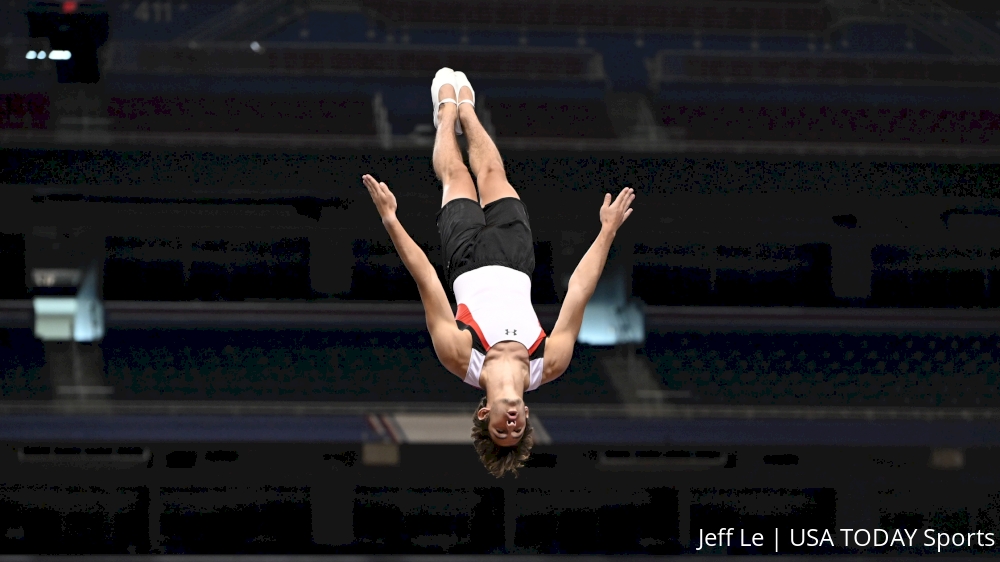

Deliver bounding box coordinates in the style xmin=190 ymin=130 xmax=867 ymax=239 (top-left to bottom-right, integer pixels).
xmin=470 ymin=345 xmax=534 ymax=477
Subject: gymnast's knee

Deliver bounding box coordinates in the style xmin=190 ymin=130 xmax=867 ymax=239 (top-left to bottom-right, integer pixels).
xmin=476 ymin=159 xmax=506 ymax=180
xmin=437 ymin=161 xmax=472 ymax=183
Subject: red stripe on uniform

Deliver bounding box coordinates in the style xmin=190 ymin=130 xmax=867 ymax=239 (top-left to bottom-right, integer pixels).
xmin=456 ymin=303 xmax=491 ymax=352
xmin=527 ymin=328 xmax=546 ymax=355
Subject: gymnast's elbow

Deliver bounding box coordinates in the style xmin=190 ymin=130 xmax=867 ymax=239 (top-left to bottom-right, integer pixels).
xmin=429 ymin=329 xmax=467 ymax=377
xmin=541 ymin=360 xmax=569 ymax=385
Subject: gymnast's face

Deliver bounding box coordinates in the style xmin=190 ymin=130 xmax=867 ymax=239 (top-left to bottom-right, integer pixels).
xmin=478 ymin=397 xmax=529 ymax=447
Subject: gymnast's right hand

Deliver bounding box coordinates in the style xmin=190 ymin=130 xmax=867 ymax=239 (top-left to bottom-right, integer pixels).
xmin=362 ymin=174 xmax=398 ymax=224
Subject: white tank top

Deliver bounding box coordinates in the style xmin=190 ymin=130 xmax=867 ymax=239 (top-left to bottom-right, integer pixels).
xmin=453 ymin=265 xmax=546 ymax=391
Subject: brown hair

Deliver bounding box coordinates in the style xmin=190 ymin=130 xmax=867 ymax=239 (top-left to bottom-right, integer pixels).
xmin=471 ymin=395 xmax=534 ymax=478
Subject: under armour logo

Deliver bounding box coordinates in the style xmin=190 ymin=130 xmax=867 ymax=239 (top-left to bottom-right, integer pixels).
xmin=506 ymin=329 xmax=517 ymax=336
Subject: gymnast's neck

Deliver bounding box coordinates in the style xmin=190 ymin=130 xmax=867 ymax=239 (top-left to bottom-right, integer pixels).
xmin=480 ymin=342 xmax=530 ymax=397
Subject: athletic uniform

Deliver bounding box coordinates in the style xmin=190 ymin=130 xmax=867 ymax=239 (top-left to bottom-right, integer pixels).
xmin=436 ymin=197 xmax=546 ymax=391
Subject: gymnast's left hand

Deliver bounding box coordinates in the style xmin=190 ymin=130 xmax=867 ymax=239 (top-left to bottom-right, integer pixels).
xmin=599 ymin=186 xmax=635 ymax=236
xmin=362 ymin=174 xmax=398 ymax=224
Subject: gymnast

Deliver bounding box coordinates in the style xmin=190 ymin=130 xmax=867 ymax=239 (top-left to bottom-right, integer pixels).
xmin=362 ymin=67 xmax=635 ymax=477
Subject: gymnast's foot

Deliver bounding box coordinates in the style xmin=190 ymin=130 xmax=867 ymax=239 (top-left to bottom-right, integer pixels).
xmin=456 ymin=74 xmax=474 ymax=107
xmin=437 ymin=82 xmax=458 ymax=123
xmin=432 ymin=67 xmax=460 ymax=133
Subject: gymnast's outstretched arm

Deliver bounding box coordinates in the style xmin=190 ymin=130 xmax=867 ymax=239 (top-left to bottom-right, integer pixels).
xmin=362 ymin=174 xmax=471 ymax=378
xmin=542 ymin=187 xmax=636 ymax=384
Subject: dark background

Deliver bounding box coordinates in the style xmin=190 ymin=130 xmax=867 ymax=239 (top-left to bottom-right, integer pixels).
xmin=2 ymin=0 xmax=1000 ymax=555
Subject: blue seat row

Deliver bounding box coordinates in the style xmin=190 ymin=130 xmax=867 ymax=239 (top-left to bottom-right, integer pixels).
xmin=644 ymin=331 xmax=1000 ymax=406
xmin=633 ymin=243 xmax=833 ymax=307
xmin=265 ymin=12 xmax=929 ymax=55
xmin=96 ymin=329 xmax=616 ymax=403
xmin=656 ymin=104 xmax=1000 ymax=144
xmin=106 ymin=94 xmax=377 ymax=135
xmin=7 ymin=323 xmax=1000 ymax=407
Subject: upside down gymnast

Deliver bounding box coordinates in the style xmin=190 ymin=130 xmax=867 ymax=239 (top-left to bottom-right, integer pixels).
xmin=362 ymin=67 xmax=636 ymax=477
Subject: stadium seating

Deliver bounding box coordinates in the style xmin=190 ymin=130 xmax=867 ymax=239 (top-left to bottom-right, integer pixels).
xmin=92 ymin=4 xmax=990 ymax=141
xmin=837 ymin=23 xmax=934 ymax=54
xmin=261 ymin=10 xmax=856 ymax=94
xmin=349 ymin=238 xmax=560 ymax=304
xmin=488 ymin=98 xmax=616 ymax=138
xmin=656 ymin=104 xmax=1000 ymax=144
xmin=0 ymin=329 xmax=47 ymax=399
xmin=9 ymin=320 xmax=1000 ymax=410
xmin=870 ymin=244 xmax=994 ymax=308
xmin=103 ymin=237 xmax=313 ymax=301
xmin=107 ymin=0 xmax=234 ymax=41
xmin=101 ymin=41 xmax=607 ymax=136
xmin=100 ymin=328 xmax=617 ymax=403
xmin=104 ymin=258 xmax=188 ymax=301
xmin=118 ymin=42 xmax=604 ymax=82
xmin=530 ymin=345 xmax=617 ymax=403
xmin=644 ymin=330 xmax=1000 ymax=407
xmin=650 ymin=51 xmax=1000 ymax=88
xmin=0 ymin=93 xmax=50 ymax=129
xmin=106 ymin=94 xmax=377 ymax=135
xmin=632 ymin=242 xmax=834 ymax=306
xmin=360 ymin=0 xmax=831 ymax=32
xmin=267 ymin=12 xmax=373 ymax=43
xmin=100 ymin=328 xmax=465 ymax=402
xmin=350 ymin=239 xmax=424 ymax=302
xmin=0 ymin=234 xmax=27 ymax=299
xmin=0 ymin=1 xmax=28 ymax=37
xmin=377 ymin=79 xmax=609 ymax=136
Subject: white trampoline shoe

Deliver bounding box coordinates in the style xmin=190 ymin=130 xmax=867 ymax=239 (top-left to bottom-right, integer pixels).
xmin=453 ymin=70 xmax=476 ymax=135
xmin=454 ymin=71 xmax=475 ymax=109
xmin=431 ymin=67 xmax=460 ymax=134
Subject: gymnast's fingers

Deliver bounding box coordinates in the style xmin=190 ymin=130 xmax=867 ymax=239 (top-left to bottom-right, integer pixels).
xmin=614 ymin=187 xmax=632 ymax=209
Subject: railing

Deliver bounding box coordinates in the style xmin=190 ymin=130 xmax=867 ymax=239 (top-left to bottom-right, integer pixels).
xmin=6 ymin=128 xmax=1000 ymax=158
xmin=104 ymin=40 xmax=607 ymax=81
xmin=3 ymin=300 xmax=999 ymax=334
xmin=361 ymin=0 xmax=831 ymax=33
xmin=649 ymin=49 xmax=1000 ymax=88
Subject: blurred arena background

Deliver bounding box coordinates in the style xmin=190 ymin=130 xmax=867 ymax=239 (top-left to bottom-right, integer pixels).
xmin=2 ymin=0 xmax=1000 ymax=555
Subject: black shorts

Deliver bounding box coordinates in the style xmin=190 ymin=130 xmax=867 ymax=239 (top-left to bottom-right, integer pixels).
xmin=436 ymin=197 xmax=535 ymax=291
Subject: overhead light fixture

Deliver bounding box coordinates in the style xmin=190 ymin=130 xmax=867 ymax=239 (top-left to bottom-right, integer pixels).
xmin=25 ymin=50 xmax=72 ymax=61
